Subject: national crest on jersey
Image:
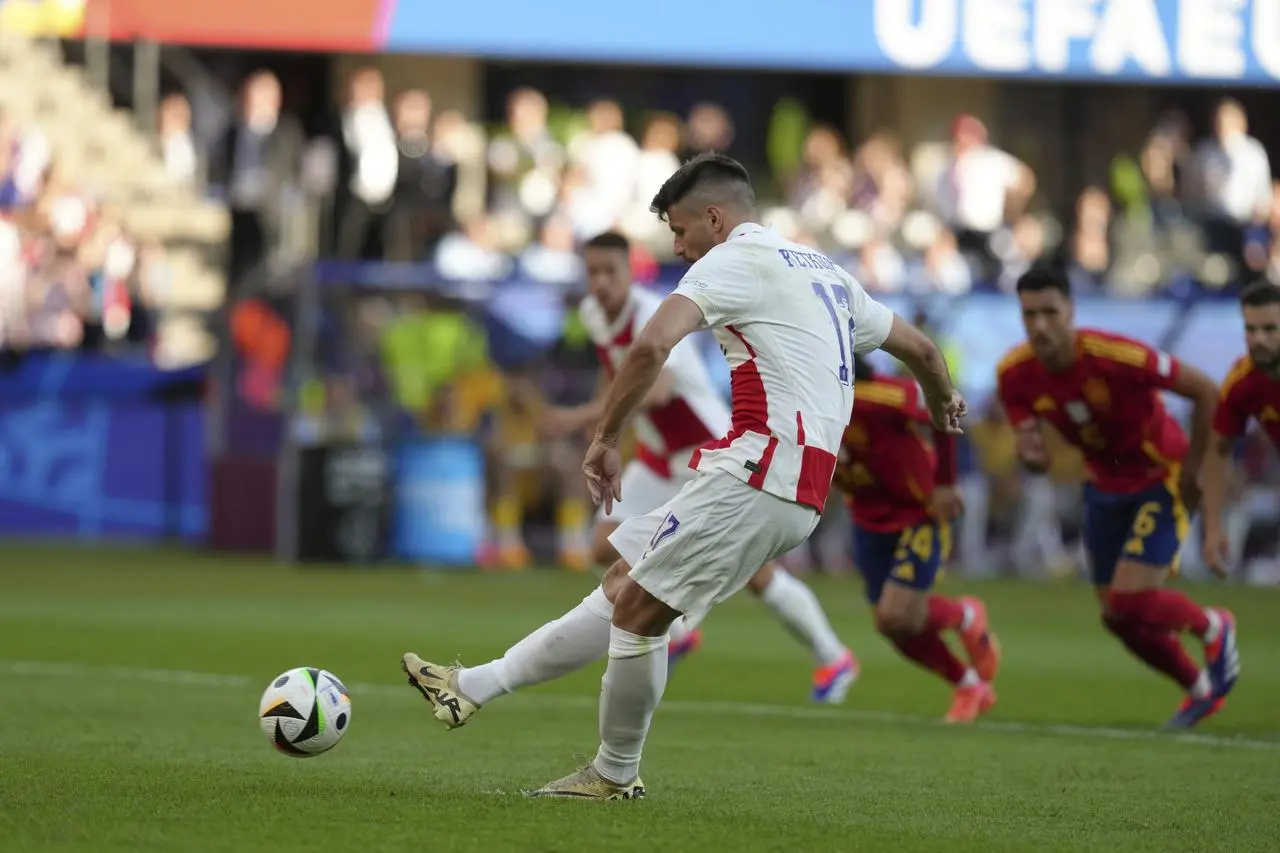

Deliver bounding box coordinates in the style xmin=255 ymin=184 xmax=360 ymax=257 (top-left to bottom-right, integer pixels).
xmin=579 ymin=285 xmax=729 ymax=470
xmin=671 ymin=224 xmax=895 ymax=511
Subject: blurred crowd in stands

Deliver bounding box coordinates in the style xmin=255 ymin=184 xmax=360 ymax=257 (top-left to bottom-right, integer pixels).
xmin=5 ymin=57 xmax=1279 ymax=359
xmin=0 ymin=108 xmax=175 ymax=357
xmin=175 ymin=65 xmax=1280 ymax=298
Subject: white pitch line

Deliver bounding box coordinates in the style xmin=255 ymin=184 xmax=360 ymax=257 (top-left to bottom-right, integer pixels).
xmin=2 ymin=660 xmax=1276 ymax=752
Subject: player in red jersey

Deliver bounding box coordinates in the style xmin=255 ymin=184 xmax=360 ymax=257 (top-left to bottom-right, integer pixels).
xmin=1203 ymin=281 xmax=1280 ymax=580
xmin=997 ymin=266 xmax=1238 ymax=729
xmin=836 ymin=356 xmax=1001 ymax=723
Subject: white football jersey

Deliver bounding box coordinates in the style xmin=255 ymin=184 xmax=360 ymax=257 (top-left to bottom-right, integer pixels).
xmin=672 ymin=223 xmax=893 ymax=511
xmin=580 ymin=285 xmax=731 ymax=475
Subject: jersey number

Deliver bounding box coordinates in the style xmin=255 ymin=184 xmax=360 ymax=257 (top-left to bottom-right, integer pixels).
xmin=811 ymin=281 xmax=856 ymax=387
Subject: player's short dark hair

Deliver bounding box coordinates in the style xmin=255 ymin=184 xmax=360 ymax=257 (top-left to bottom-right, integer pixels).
xmin=1240 ymin=280 xmax=1280 ymax=308
xmin=853 ymin=355 xmax=876 ymax=382
xmin=1015 ymin=264 xmax=1071 ymax=298
xmin=584 ymin=230 xmax=629 ymax=253
xmin=649 ymin=152 xmax=755 ymax=222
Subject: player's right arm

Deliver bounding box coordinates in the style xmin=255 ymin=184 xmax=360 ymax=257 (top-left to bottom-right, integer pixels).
xmin=877 ymin=314 xmax=966 ymax=434
xmin=996 ymin=348 xmax=1051 ymax=474
xmin=1200 ymin=361 xmax=1252 ymax=577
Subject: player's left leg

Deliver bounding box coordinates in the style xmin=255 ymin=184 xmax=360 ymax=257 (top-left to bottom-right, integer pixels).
xmin=590 ymin=461 xmax=705 ymax=667
xmin=594 ymin=517 xmax=704 ymax=666
xmin=402 ymin=561 xmax=630 ymax=729
xmin=858 ymin=521 xmax=999 ymax=723
xmin=1087 ymin=479 xmax=1239 ymax=727
xmin=743 ymin=561 xmax=857 ymax=703
xmin=531 ymin=472 xmax=819 ymax=799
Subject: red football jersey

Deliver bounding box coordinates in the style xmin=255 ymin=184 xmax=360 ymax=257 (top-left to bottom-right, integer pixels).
xmin=837 ymin=376 xmax=956 ymax=532
xmin=996 ymin=329 xmax=1187 ymax=493
xmin=1213 ymin=356 xmax=1280 ymax=446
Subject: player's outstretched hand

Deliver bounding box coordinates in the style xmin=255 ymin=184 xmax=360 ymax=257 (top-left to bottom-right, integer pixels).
xmin=928 ymin=390 xmax=967 ymax=435
xmin=929 ymin=485 xmax=965 ymax=521
xmin=583 ymin=438 xmax=623 ymax=515
xmin=1202 ymin=526 xmax=1230 ymax=579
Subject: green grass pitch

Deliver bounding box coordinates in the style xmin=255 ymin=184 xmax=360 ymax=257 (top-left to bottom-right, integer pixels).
xmin=1 ymin=544 xmax=1278 ymax=852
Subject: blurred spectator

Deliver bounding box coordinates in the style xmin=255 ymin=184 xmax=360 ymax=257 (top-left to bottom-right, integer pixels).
xmin=995 ymin=213 xmax=1049 ymax=292
xmin=913 ymin=227 xmax=972 ymax=296
xmin=789 ymin=124 xmax=853 ymax=236
xmin=632 ymin=114 xmax=682 ymax=212
xmin=1063 ymin=187 xmax=1111 ymax=294
xmin=519 ymin=215 xmax=583 ymax=285
xmin=0 ymin=106 xmax=156 ymax=358
xmin=555 ymin=161 xmax=615 ymax=241
xmin=933 ymin=114 xmax=1035 ymax=279
xmin=432 ymin=109 xmax=489 ymax=225
xmin=333 ymin=67 xmax=400 ymax=260
xmin=208 ymin=70 xmax=304 ymax=290
xmin=854 ymin=233 xmax=906 ymax=293
xmin=1262 ymin=182 xmax=1280 ymax=287
xmin=0 ymin=110 xmax=50 ymax=210
xmin=486 ymin=88 xmax=564 ymax=224
xmin=1191 ymin=99 xmax=1271 ymax=283
xmin=620 ymin=113 xmax=682 ymax=246
xmin=435 ymin=216 xmax=512 ymax=282
xmin=850 ymin=131 xmax=912 ymax=234
xmin=685 ymin=103 xmax=734 ymax=157
xmin=568 ymin=99 xmax=638 ymax=228
xmin=392 ymin=89 xmax=458 ymax=258
xmin=0 ymin=214 xmax=26 ymax=349
xmin=1138 ymin=116 xmax=1190 ymax=228
xmin=159 ymin=93 xmax=199 ymax=187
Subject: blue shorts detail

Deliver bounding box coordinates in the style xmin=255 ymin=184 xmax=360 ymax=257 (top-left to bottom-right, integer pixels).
xmin=852 ymin=521 xmax=950 ymax=605
xmin=1082 ymin=478 xmax=1186 ymax=586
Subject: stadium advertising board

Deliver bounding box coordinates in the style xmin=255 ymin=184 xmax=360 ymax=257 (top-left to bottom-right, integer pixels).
xmin=385 ymin=0 xmax=1280 ymax=82
xmin=0 ymin=354 xmax=206 ymax=541
xmin=21 ymin=0 xmax=1280 ymax=83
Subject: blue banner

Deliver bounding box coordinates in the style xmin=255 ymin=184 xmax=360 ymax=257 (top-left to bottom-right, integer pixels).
xmin=0 ymin=353 xmax=207 ymax=541
xmin=0 ymin=399 xmax=206 ymax=540
xmin=392 ymin=438 xmax=486 ymax=565
xmin=385 ymin=0 xmax=1280 ymax=82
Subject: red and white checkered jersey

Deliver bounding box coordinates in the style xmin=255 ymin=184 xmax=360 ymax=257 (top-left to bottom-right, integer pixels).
xmin=580 ymin=284 xmax=730 ymax=477
xmin=672 ymin=223 xmax=893 ymax=511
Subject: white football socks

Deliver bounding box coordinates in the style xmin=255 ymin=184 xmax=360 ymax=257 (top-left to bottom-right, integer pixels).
xmin=593 ymin=625 xmax=668 ymax=785
xmin=759 ymin=569 xmax=847 ymax=666
xmin=456 ymin=586 xmax=613 ymax=706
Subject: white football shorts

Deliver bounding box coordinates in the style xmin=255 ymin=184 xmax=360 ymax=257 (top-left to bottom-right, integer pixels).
xmin=608 ymin=471 xmax=820 ymax=624
xmin=593 ymin=449 xmax=695 ymax=524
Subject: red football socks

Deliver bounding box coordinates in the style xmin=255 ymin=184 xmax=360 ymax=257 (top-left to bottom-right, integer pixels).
xmin=924 ymin=595 xmax=966 ymax=632
xmin=1109 ymin=589 xmax=1211 ymax=637
xmin=892 ymin=631 xmax=967 ymax=685
xmin=1103 ymin=614 xmax=1200 ymax=690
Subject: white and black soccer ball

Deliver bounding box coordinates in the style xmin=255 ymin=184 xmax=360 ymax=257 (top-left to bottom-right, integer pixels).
xmin=258 ymin=667 xmax=352 ymax=757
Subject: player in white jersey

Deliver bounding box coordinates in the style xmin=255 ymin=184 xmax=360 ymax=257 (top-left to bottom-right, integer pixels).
xmin=402 ymin=153 xmax=965 ymax=799
xmin=537 ymin=230 xmax=857 ymax=702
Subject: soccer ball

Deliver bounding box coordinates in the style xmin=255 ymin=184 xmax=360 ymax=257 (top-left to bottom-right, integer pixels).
xmin=258 ymin=667 xmax=352 ymax=757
